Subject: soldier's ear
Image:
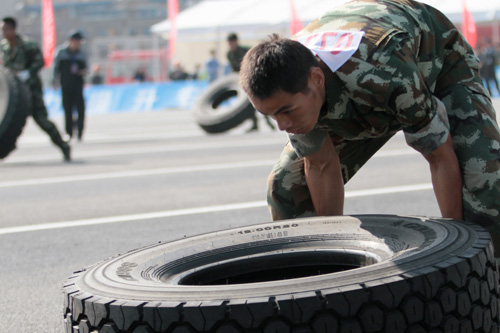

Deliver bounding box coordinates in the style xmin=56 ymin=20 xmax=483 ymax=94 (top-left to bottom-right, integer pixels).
xmin=309 ymin=66 xmax=324 ymax=89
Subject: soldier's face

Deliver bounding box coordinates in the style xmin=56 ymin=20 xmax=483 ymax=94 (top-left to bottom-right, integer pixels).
xmin=250 ymin=67 xmax=326 ymax=135
xmin=1 ymin=23 xmax=15 ymax=40
xmin=69 ymin=38 xmax=82 ymax=51
xmin=228 ymin=40 xmax=238 ymax=52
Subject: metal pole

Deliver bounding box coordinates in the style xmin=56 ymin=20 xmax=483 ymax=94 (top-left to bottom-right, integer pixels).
xmin=152 ymin=34 xmax=161 ymax=82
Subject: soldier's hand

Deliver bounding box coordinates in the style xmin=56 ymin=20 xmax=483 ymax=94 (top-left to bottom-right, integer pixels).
xmin=16 ymin=70 xmax=29 ymax=81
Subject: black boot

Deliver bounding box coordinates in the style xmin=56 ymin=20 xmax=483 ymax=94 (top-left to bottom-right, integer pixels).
xmin=61 ymin=143 xmax=71 ymax=162
xmin=51 ymin=131 xmax=71 ymax=162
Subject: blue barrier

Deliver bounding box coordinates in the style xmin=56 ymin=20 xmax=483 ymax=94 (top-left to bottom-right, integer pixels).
xmin=43 ymin=69 xmax=500 ymax=118
xmin=44 ymin=80 xmax=209 ymax=117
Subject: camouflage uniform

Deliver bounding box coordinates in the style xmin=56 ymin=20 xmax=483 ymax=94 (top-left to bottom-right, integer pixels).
xmin=1 ymin=35 xmax=70 ymax=159
xmin=268 ymin=0 xmax=500 ymax=254
xmin=227 ymin=45 xmax=250 ymax=72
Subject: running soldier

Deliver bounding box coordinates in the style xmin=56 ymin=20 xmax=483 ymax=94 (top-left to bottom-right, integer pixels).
xmin=1 ymin=16 xmax=71 ymax=161
xmin=53 ymin=30 xmax=87 ymax=142
xmin=240 ymin=0 xmax=500 ymax=257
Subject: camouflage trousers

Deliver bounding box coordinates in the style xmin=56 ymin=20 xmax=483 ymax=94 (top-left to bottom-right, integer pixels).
xmin=267 ymin=73 xmax=500 ymax=256
xmin=29 ymin=83 xmax=67 ymax=149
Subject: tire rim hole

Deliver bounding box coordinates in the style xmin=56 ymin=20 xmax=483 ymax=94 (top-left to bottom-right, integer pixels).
xmin=211 ymin=90 xmax=239 ymax=109
xmin=176 ymin=250 xmax=378 ymax=285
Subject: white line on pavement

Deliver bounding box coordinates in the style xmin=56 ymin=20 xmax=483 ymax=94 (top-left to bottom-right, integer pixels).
xmin=344 ymin=183 xmax=432 ymax=197
xmin=0 ymin=183 xmax=432 ymax=235
xmin=17 ymin=129 xmax=205 ymax=146
xmin=0 ymin=160 xmax=277 ymax=188
xmin=5 ymin=135 xmax=417 ymax=164
xmin=0 ymin=149 xmax=418 ymax=188
xmin=4 ymin=137 xmax=287 ymax=163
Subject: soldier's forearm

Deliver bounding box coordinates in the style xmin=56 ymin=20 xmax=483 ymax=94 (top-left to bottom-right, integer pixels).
xmin=424 ymin=135 xmax=463 ymax=220
xmin=304 ymin=137 xmax=344 ymax=216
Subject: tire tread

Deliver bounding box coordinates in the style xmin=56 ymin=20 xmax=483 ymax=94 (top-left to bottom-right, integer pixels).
xmin=63 ymin=218 xmax=500 ymax=332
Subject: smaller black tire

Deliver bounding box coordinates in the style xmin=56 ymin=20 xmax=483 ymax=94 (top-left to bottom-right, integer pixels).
xmin=193 ymin=73 xmax=255 ymax=134
xmin=0 ymin=67 xmax=31 ymax=159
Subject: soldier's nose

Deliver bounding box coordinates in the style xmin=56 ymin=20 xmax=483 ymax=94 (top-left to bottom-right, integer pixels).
xmin=277 ymin=119 xmax=291 ymax=131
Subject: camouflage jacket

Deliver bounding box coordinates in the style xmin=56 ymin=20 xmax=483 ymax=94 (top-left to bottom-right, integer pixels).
xmin=1 ymin=34 xmax=44 ymax=83
xmin=289 ymin=0 xmax=481 ymax=157
xmin=53 ymin=44 xmax=87 ymax=88
xmin=227 ymin=45 xmax=250 ymax=72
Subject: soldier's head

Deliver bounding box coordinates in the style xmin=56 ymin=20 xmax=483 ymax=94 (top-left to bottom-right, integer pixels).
xmin=227 ymin=33 xmax=239 ymax=52
xmin=68 ymin=30 xmax=84 ymax=51
xmin=240 ymin=34 xmax=325 ymax=134
xmin=1 ymin=17 xmax=17 ymax=41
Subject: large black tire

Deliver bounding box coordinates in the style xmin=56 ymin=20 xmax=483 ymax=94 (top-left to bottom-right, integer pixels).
xmin=0 ymin=67 xmax=30 ymax=159
xmin=63 ymin=215 xmax=500 ymax=332
xmin=192 ymin=73 xmax=255 ymax=134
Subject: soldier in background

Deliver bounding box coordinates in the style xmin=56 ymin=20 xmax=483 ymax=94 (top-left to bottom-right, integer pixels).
xmin=169 ymin=61 xmax=189 ymax=81
xmin=227 ymin=33 xmax=274 ymax=132
xmin=53 ymin=30 xmax=88 ymax=142
xmin=240 ymin=0 xmax=500 ymax=259
xmin=205 ymin=49 xmax=219 ymax=83
xmin=1 ymin=16 xmax=71 ymax=161
xmin=479 ymin=38 xmax=500 ymax=97
xmin=226 ymin=33 xmax=250 ymax=73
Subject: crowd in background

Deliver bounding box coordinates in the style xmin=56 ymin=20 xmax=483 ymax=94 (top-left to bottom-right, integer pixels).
xmin=477 ymin=38 xmax=500 ymax=97
xmin=91 ymin=35 xmax=500 ymax=101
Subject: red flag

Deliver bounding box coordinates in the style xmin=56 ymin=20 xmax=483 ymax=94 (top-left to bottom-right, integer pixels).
xmin=289 ymin=0 xmax=303 ymax=36
xmin=168 ymin=0 xmax=179 ymax=59
xmin=462 ymin=0 xmax=477 ymax=48
xmin=41 ymin=0 xmax=56 ymax=67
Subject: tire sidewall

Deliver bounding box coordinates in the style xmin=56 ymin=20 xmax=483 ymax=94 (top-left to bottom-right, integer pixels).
xmin=74 ymin=215 xmax=486 ymax=302
xmin=0 ymin=67 xmax=16 ymax=137
xmin=0 ymin=67 xmax=30 ymax=159
xmin=192 ymin=73 xmax=254 ymax=132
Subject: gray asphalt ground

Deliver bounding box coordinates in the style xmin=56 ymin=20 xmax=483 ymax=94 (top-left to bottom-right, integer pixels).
xmin=1 ymin=99 xmax=499 ymax=332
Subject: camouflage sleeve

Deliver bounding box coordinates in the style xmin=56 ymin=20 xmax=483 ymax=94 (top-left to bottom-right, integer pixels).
xmin=0 ymin=40 xmax=8 ymax=66
xmin=25 ymin=41 xmax=45 ymax=75
xmin=384 ymin=42 xmax=450 ymax=155
xmin=403 ymin=97 xmax=450 ymax=155
xmin=288 ymin=129 xmax=328 ymax=158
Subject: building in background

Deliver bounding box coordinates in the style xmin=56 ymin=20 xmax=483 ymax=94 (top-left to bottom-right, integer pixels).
xmin=151 ymin=0 xmax=500 ymax=77
xmin=8 ymin=0 xmax=499 ymax=85
xmin=11 ymin=0 xmax=200 ymax=84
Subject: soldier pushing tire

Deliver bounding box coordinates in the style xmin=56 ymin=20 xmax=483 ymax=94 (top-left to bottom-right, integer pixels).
xmin=63 ymin=215 xmax=500 ymax=332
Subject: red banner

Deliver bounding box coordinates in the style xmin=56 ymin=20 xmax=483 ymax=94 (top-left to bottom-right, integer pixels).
xmin=289 ymin=0 xmax=303 ymax=36
xmin=462 ymin=1 xmax=477 ymax=48
xmin=168 ymin=0 xmax=179 ymax=59
xmin=41 ymin=0 xmax=56 ymax=67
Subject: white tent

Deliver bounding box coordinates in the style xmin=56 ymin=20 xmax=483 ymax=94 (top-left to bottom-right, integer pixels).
xmin=151 ymin=0 xmax=500 ymax=42
xmin=151 ymin=0 xmax=346 ymax=41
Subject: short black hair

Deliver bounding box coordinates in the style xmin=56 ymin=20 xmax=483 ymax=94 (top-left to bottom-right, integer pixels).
xmin=2 ymin=17 xmax=17 ymax=29
xmin=240 ymin=34 xmax=318 ymax=100
xmin=227 ymin=33 xmax=238 ymax=42
xmin=68 ymin=30 xmax=84 ymax=40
